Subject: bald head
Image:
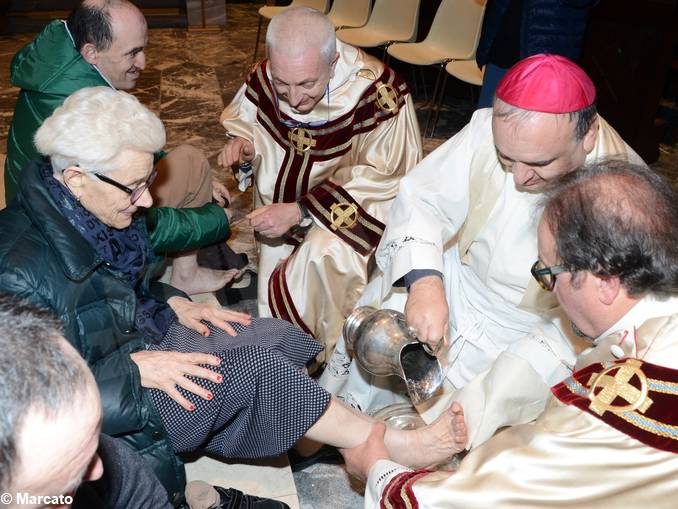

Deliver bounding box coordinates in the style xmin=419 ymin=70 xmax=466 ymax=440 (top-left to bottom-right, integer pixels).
xmin=265 ymin=6 xmax=336 ymax=64
xmin=69 ymin=0 xmax=148 ymax=89
xmin=264 ymin=7 xmax=339 ymax=114
xmin=68 ymin=0 xmax=143 ymax=52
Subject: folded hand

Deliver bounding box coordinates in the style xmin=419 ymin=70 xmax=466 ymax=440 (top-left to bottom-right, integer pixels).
xmin=217 ymin=136 xmax=255 ymax=168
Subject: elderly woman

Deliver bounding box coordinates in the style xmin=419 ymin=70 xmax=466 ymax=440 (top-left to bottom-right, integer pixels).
xmin=0 ymin=87 xmax=466 ymax=503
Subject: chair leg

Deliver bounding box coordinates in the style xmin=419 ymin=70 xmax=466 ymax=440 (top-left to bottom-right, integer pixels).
xmin=382 ymin=42 xmax=392 ymax=64
xmin=429 ymin=62 xmax=446 ymax=109
xmin=424 ymin=63 xmax=445 ymax=136
xmin=419 ymin=66 xmax=428 ymax=103
xmin=426 ymin=71 xmax=449 ymax=138
xmin=407 ymin=65 xmax=419 ymax=101
xmin=409 ymin=65 xmax=426 ymax=105
xmin=252 ymin=16 xmax=263 ymax=65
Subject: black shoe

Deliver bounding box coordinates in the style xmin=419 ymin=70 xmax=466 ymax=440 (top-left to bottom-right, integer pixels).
xmin=215 ymin=269 xmax=258 ymax=306
xmin=212 ymin=486 xmax=290 ymax=509
xmin=287 ymin=445 xmax=345 ymax=472
xmin=197 ymin=242 xmax=249 ymax=271
xmin=185 ymin=481 xmax=290 ymax=509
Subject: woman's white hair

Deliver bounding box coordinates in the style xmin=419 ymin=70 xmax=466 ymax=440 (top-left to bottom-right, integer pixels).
xmin=34 ymin=86 xmax=165 ymax=176
xmin=265 ymin=7 xmax=336 ymax=63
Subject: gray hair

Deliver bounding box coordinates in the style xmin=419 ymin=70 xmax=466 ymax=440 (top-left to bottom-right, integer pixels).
xmin=541 ymin=160 xmax=678 ymax=297
xmin=493 ymin=98 xmax=598 ymax=142
xmin=0 ymin=294 xmax=96 ymax=492
xmin=34 ymin=86 xmax=165 ymax=176
xmin=265 ymin=6 xmax=336 ymax=64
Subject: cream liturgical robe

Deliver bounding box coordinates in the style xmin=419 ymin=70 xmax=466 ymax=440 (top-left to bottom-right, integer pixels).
xmin=366 ymin=295 xmax=678 ymax=509
xmin=320 ymin=108 xmax=644 ymax=447
xmin=220 ymin=40 xmax=421 ymax=359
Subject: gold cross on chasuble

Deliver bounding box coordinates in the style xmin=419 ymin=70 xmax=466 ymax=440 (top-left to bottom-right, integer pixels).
xmin=587 ymin=358 xmax=653 ymax=416
xmin=288 ymin=127 xmax=316 ymax=155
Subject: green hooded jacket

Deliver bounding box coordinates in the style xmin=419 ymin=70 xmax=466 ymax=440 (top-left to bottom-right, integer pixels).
xmin=5 ymin=20 xmax=228 ymax=252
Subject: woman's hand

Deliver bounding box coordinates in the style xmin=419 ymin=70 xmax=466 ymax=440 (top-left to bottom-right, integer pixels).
xmin=168 ymin=297 xmax=252 ymax=337
xmin=130 ymin=350 xmax=223 ymax=411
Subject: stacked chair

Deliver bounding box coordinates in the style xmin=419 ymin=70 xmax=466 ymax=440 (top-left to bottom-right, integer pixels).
xmin=386 ymin=0 xmax=487 ymax=136
xmin=335 ymin=0 xmax=421 ymax=57
xmin=445 ymin=59 xmax=485 ymax=91
xmin=327 ymin=0 xmax=373 ymax=30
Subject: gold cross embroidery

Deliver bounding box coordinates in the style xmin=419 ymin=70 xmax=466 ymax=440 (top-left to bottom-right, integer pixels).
xmin=288 ymin=127 xmax=316 ymax=155
xmin=376 ymin=83 xmax=399 ymax=113
xmin=330 ymin=202 xmax=359 ymax=230
xmin=587 ymin=359 xmax=653 ymax=416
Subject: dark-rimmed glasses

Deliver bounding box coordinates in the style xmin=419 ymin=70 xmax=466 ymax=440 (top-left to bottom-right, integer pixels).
xmin=94 ymin=168 xmax=157 ymax=205
xmin=531 ymin=260 xmax=569 ymax=291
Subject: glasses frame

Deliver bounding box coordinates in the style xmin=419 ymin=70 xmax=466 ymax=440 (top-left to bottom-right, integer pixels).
xmin=94 ymin=168 xmax=157 ymax=205
xmin=531 ymin=260 xmax=569 ymax=291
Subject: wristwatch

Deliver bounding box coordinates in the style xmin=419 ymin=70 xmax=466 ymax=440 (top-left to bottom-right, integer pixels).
xmin=297 ymin=202 xmax=313 ymax=228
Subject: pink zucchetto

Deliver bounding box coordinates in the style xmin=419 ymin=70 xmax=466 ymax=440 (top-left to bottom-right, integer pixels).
xmin=495 ymin=54 xmax=596 ymax=114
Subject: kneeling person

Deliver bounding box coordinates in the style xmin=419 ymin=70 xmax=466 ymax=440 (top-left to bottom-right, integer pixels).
xmin=218 ymin=7 xmax=422 ymax=359
xmin=346 ymin=160 xmax=678 ymax=508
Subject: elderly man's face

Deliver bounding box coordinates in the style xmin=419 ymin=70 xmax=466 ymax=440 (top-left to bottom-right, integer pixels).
xmin=67 ymin=149 xmax=155 ymax=229
xmin=492 ymin=110 xmax=596 ymax=192
xmin=12 ymin=387 xmax=103 ymax=508
xmin=537 ymin=218 xmax=600 ymax=338
xmin=269 ymin=49 xmax=338 ymax=114
xmin=84 ymin=5 xmax=148 ymax=90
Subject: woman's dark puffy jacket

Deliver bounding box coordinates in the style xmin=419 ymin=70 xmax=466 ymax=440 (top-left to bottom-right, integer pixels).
xmin=476 ymin=0 xmax=598 ymax=68
xmin=0 ymin=160 xmax=227 ymax=504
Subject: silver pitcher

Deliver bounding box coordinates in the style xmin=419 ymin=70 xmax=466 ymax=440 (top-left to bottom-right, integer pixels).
xmin=343 ymin=306 xmax=444 ymax=405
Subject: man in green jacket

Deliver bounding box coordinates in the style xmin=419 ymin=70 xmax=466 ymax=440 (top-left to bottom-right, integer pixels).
xmin=4 ymin=0 xmax=234 ymax=295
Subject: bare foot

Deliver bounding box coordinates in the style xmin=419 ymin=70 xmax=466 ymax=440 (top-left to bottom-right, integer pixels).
xmin=171 ymin=267 xmax=240 ymax=295
xmin=385 ymin=402 xmax=467 ymax=469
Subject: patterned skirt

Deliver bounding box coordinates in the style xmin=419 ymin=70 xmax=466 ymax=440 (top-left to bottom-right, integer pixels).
xmin=147 ymin=317 xmax=331 ymax=458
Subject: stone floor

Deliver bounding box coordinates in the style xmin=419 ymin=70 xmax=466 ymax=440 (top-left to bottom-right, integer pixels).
xmin=1 ymin=3 xmax=677 ymax=508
